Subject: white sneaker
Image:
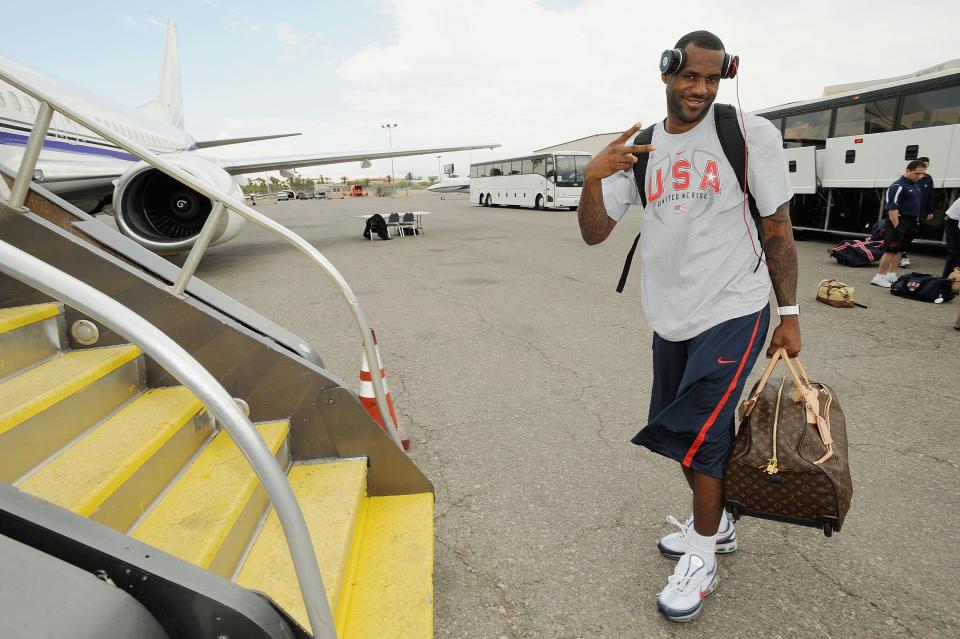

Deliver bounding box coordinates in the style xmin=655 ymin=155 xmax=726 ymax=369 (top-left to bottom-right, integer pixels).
xmin=871 ymin=274 xmax=892 ymax=288
xmin=656 ymin=552 xmax=718 ymax=622
xmin=657 ymin=514 xmax=737 ymax=559
xmin=900 ymin=256 xmax=911 ymax=268
xmin=885 ymin=272 xmax=899 ymax=283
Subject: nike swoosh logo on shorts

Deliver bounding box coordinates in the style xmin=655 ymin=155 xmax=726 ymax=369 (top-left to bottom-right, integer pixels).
xmin=717 ymin=357 xmax=736 ymax=365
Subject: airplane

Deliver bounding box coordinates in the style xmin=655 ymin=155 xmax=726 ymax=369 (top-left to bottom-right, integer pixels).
xmin=427 ymin=177 xmax=470 ymax=193
xmin=0 ymin=21 xmax=498 ymax=254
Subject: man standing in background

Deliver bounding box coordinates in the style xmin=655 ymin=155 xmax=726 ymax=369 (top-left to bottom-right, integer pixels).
xmin=872 ymin=160 xmax=929 ymax=287
xmin=942 ymin=195 xmax=959 ymax=279
xmin=902 ymin=156 xmax=936 ymax=268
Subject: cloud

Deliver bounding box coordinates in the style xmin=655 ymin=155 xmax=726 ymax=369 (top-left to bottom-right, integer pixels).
xmin=334 ymin=0 xmax=956 ymax=172
xmin=229 ymin=10 xmax=262 ymax=35
xmin=273 ymin=23 xmax=319 ymax=62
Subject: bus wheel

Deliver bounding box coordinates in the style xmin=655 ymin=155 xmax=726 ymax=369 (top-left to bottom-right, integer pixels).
xmin=480 ymin=193 xmax=487 ymax=206
xmin=485 ymin=194 xmax=492 ymax=207
xmin=535 ymin=194 xmax=544 ymax=210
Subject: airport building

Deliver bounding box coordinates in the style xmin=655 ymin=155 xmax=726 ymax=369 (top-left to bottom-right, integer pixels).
xmin=535 ymin=132 xmax=620 ymax=156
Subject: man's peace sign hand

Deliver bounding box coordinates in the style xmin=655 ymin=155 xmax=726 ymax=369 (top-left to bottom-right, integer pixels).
xmin=585 ymin=123 xmax=656 ymax=182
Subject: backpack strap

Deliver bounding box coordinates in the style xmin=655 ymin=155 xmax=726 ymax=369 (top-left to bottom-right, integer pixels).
xmin=616 ymin=124 xmax=656 ymax=293
xmin=714 ymin=104 xmax=765 ymax=271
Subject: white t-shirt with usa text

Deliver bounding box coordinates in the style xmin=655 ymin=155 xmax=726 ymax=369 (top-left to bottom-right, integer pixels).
xmin=601 ymin=105 xmax=792 ymax=341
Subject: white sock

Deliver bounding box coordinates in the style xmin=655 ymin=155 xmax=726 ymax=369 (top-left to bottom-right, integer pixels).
xmin=687 ymin=529 xmax=718 ymax=561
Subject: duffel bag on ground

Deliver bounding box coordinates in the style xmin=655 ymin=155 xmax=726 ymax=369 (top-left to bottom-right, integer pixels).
xmin=724 ymin=348 xmax=853 ymax=537
xmin=947 ymin=267 xmax=960 ymax=295
xmin=828 ymin=239 xmax=883 ymax=267
xmin=890 ymin=272 xmax=955 ymax=303
xmin=816 ymin=278 xmax=856 ymax=308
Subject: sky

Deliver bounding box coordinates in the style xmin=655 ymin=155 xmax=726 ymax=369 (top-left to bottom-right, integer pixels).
xmin=3 ymin=0 xmax=958 ymax=181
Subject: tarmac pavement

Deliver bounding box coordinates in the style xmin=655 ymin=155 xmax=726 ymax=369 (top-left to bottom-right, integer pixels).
xmin=191 ymin=194 xmax=959 ymax=638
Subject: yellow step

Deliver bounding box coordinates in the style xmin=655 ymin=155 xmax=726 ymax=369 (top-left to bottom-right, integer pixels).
xmin=131 ymin=420 xmax=289 ymax=577
xmin=0 ymin=345 xmax=140 ymax=438
xmin=0 ymin=303 xmax=60 ymax=334
xmin=341 ymin=493 xmax=434 ymax=639
xmin=235 ymin=459 xmax=368 ymax=628
xmin=0 ymin=344 xmax=142 ymax=483
xmin=17 ymin=387 xmax=209 ymax=532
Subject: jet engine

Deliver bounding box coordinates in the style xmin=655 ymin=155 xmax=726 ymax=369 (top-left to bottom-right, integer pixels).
xmin=112 ymin=155 xmax=246 ymax=254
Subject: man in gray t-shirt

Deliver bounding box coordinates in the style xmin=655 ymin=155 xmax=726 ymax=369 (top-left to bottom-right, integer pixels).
xmin=577 ymin=30 xmax=800 ymax=622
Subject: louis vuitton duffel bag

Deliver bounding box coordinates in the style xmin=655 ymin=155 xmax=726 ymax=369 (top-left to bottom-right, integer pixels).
xmin=724 ymin=348 xmax=853 ymax=537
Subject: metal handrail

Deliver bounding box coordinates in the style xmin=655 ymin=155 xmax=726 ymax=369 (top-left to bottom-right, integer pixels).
xmin=0 ymin=70 xmax=404 ymax=450
xmin=0 ymin=238 xmax=336 ymax=639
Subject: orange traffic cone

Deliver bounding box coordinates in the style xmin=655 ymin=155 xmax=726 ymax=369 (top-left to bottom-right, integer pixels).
xmin=359 ymin=332 xmax=409 ymax=450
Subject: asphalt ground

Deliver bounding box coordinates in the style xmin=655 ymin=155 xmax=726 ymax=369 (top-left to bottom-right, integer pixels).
xmin=189 ymin=194 xmax=959 ymax=639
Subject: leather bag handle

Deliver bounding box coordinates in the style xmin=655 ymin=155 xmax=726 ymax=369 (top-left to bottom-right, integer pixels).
xmin=738 ymin=348 xmax=834 ymax=463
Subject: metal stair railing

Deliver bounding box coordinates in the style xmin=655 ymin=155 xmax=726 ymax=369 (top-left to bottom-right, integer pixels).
xmin=0 ymin=238 xmax=337 ymax=639
xmin=0 ymin=69 xmax=404 ymax=451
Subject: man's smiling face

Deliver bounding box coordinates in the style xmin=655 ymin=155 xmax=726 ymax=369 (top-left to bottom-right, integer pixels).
xmin=664 ymin=45 xmax=725 ymax=129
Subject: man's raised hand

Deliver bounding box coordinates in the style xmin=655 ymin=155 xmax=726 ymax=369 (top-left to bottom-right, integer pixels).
xmin=584 ymin=123 xmax=656 ymax=182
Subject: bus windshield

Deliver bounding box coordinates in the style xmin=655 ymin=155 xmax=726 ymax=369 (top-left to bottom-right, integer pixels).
xmin=554 ymin=155 xmax=588 ymax=187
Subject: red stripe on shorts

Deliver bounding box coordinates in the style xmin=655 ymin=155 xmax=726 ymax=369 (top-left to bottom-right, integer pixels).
xmin=682 ymin=310 xmax=764 ymax=468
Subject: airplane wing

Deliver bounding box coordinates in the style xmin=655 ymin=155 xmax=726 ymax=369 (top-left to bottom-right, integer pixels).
xmin=193 ymin=132 xmax=301 ymax=149
xmin=213 ymin=144 xmax=499 ymax=176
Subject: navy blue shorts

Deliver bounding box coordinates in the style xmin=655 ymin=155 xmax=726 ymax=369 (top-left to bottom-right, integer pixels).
xmin=631 ymin=306 xmax=770 ymax=479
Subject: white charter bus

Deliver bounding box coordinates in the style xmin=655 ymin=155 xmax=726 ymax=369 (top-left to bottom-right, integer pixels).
xmin=470 ymin=152 xmax=590 ymax=210
xmin=754 ymin=60 xmax=960 ymax=245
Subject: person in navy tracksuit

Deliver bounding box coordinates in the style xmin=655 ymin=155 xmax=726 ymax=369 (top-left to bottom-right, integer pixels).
xmin=871 ymin=160 xmax=930 ymax=288
xmin=901 ymin=156 xmax=936 ymax=268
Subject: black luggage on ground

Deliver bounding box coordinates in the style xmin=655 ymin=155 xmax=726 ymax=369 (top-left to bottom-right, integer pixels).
xmin=890 ymin=272 xmax=955 ymax=303
xmin=828 ymin=239 xmax=883 ymax=267
xmin=362 ymin=214 xmax=392 ymax=240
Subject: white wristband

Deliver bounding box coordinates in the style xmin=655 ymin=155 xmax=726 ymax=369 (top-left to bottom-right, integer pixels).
xmin=777 ymin=305 xmax=800 ymax=316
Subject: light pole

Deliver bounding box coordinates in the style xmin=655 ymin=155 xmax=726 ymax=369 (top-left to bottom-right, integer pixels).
xmin=381 ymin=123 xmax=397 ymax=181
xmin=437 ymin=155 xmax=442 ymax=181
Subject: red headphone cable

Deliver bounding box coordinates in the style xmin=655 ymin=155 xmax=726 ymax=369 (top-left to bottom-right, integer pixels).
xmin=734 ymin=73 xmax=766 ymax=269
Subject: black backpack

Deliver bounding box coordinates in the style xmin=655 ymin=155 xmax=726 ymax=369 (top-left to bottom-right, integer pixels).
xmin=890 ymin=272 xmax=955 ymax=303
xmin=617 ymin=103 xmax=763 ymax=292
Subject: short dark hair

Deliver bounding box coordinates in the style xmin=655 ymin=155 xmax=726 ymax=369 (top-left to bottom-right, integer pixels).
xmin=675 ymin=30 xmax=725 ymax=52
xmin=917 ymin=156 xmax=930 ymax=164
xmin=907 ymin=159 xmax=926 ymax=171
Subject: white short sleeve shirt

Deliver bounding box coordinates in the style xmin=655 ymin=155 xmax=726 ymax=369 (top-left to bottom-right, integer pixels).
xmin=601 ymin=105 xmax=793 ymax=341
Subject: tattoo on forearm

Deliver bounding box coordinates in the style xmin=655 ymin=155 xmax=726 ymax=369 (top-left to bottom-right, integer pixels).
xmin=577 ymin=180 xmax=612 ymax=244
xmin=761 ymin=202 xmax=798 ymax=306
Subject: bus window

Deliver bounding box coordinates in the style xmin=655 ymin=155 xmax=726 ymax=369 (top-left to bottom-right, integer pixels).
xmin=491 ymin=164 xmax=503 ymax=176
xmin=900 ymin=85 xmax=960 ymax=129
xmin=575 ymin=155 xmax=589 ymax=180
xmin=522 ymin=159 xmax=533 ymax=174
xmin=470 ymin=165 xmax=479 ymax=178
xmin=834 ymin=98 xmax=896 ymax=136
xmin=509 ymin=161 xmax=521 ymax=175
xmin=783 ymin=110 xmax=830 ymax=148
xmin=554 ymin=155 xmax=585 ymax=187
xmin=532 ymin=157 xmax=546 ymax=176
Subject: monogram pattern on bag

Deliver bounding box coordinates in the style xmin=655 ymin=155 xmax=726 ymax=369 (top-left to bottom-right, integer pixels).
xmin=726 ymin=376 xmax=853 ymax=529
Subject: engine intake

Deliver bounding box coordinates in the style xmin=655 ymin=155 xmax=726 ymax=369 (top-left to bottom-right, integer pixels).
xmin=113 ymin=156 xmax=244 ymax=254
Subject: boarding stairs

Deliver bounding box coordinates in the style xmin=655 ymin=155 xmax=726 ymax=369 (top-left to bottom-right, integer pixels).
xmin=0 ymin=59 xmax=434 ymax=639
xmin=0 ymin=301 xmax=431 ymax=638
